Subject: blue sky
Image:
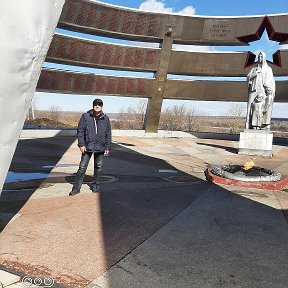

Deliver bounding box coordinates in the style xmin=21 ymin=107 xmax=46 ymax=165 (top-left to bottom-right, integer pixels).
xmin=36 ymin=0 xmax=288 ymax=117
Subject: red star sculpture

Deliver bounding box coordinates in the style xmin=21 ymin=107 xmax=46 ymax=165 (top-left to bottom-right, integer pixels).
xmin=236 ymin=16 xmax=288 ymax=68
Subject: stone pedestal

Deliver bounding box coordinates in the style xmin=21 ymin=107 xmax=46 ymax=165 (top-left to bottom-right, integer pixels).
xmin=238 ymin=130 xmax=273 ymax=157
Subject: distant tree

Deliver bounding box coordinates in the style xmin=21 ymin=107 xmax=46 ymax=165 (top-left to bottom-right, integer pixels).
xmin=115 ymin=100 xmax=147 ymax=129
xmin=159 ymin=104 xmax=202 ymax=131
xmin=185 ymin=107 xmax=202 ymax=131
xmin=224 ymin=103 xmax=246 ymax=118
xmin=135 ymin=99 xmax=147 ymax=125
xmin=222 ymin=103 xmax=246 ymax=133
xmin=48 ymin=105 xmax=62 ymax=121
xmin=160 ymin=105 xmax=186 ymax=130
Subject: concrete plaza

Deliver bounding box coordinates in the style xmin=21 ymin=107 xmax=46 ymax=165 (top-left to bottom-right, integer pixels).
xmin=0 ymin=134 xmax=288 ymax=288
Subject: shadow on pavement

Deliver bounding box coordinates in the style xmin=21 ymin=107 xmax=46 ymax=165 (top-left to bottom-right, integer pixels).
xmin=0 ymin=134 xmax=76 ymax=231
xmin=98 ymin=144 xmax=208 ymax=270
xmin=102 ymin=180 xmax=288 ymax=288
xmin=196 ymin=141 xmax=238 ymax=154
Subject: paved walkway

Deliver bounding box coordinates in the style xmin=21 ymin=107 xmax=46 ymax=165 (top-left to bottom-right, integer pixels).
xmin=0 ymin=136 xmax=288 ymax=288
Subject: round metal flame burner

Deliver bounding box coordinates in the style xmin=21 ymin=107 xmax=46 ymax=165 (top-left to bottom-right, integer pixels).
xmin=210 ymin=164 xmax=281 ymax=182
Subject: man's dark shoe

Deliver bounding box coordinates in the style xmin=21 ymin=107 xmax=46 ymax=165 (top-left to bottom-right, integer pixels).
xmin=91 ymin=185 xmax=100 ymax=193
xmin=69 ymin=190 xmax=80 ymax=196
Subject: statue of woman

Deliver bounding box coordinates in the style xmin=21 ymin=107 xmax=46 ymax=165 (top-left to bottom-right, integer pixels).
xmin=246 ymin=52 xmax=275 ymax=130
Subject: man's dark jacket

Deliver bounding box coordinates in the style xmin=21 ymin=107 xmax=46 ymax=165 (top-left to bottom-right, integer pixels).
xmin=77 ymin=109 xmax=111 ymax=152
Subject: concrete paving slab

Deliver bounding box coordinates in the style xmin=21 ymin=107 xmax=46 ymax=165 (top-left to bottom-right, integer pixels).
xmin=0 ymin=136 xmax=287 ymax=288
xmin=93 ymin=186 xmax=288 ymax=288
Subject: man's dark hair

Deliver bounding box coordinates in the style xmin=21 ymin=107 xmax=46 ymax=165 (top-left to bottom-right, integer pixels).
xmin=93 ymin=98 xmax=103 ymax=106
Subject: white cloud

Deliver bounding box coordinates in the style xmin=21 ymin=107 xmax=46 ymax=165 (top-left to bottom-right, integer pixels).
xmin=139 ymin=0 xmax=196 ymax=16
xmin=139 ymin=0 xmax=209 ymax=51
xmin=139 ymin=0 xmax=173 ymax=13
xmin=178 ymin=6 xmax=196 ymax=16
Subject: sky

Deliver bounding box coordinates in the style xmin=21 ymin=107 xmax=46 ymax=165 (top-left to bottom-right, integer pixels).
xmin=36 ymin=0 xmax=288 ymax=117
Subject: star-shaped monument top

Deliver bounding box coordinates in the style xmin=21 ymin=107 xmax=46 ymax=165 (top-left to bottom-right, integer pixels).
xmin=236 ymin=16 xmax=288 ymax=68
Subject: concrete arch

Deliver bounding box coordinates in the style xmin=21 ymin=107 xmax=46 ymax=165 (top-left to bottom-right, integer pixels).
xmin=37 ymin=68 xmax=288 ymax=103
xmin=58 ymin=0 xmax=288 ymax=45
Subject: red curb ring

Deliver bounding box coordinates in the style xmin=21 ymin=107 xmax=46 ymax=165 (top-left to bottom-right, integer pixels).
xmin=205 ymin=166 xmax=288 ymax=190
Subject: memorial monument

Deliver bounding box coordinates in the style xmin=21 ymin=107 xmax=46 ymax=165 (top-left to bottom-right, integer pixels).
xmin=246 ymin=52 xmax=275 ymax=130
xmin=1 ymin=0 xmax=287 ymax=194
xmin=239 ymin=52 xmax=275 ymax=156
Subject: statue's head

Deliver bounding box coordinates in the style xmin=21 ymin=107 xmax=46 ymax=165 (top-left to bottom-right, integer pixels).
xmin=258 ymin=52 xmax=267 ymax=65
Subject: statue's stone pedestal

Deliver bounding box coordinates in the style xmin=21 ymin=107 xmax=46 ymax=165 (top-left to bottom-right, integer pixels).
xmin=238 ymin=130 xmax=273 ymax=157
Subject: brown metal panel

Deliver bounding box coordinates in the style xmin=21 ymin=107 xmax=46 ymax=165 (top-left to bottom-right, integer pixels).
xmin=145 ymin=49 xmax=159 ymax=66
xmin=83 ymin=74 xmax=96 ymax=93
xmin=61 ymin=0 xmax=78 ymax=24
xmin=97 ymin=6 xmax=112 ymax=30
xmin=135 ymin=13 xmax=148 ymax=35
xmin=62 ymin=73 xmax=74 ymax=91
xmin=271 ymin=14 xmax=288 ymax=32
xmin=108 ymin=9 xmax=122 ymax=32
xmin=118 ymin=78 xmax=127 ymax=95
xmin=46 ymin=34 xmax=160 ymax=72
xmin=91 ymin=42 xmax=103 ymax=65
xmin=276 ymin=81 xmax=288 ymax=102
xmin=168 ymin=51 xmax=248 ymax=76
xmin=168 ymin=50 xmax=288 ymax=76
xmin=58 ymin=0 xmax=167 ymax=42
xmin=180 ymin=17 xmax=205 ymax=43
xmin=107 ymin=77 xmax=118 ymax=94
xmin=111 ymin=46 xmax=125 ymax=67
xmin=277 ymin=50 xmax=288 ymax=72
xmin=163 ymin=80 xmax=288 ymax=102
xmin=101 ymin=44 xmax=114 ymax=65
xmin=122 ymin=11 xmax=135 ymax=34
xmin=37 ymin=69 xmax=153 ymax=97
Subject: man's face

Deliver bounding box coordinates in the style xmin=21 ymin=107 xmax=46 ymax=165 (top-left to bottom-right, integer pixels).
xmin=93 ymin=103 xmax=103 ymax=113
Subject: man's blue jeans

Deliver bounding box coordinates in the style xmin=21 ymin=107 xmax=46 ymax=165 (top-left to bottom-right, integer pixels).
xmin=72 ymin=151 xmax=103 ymax=192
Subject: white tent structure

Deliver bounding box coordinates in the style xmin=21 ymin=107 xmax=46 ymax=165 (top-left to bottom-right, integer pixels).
xmin=0 ymin=0 xmax=65 ymax=195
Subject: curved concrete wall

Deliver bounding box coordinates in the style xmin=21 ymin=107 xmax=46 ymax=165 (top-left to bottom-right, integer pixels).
xmin=37 ymin=69 xmax=288 ymax=103
xmin=46 ymin=34 xmax=288 ymax=76
xmin=58 ymin=0 xmax=288 ymax=45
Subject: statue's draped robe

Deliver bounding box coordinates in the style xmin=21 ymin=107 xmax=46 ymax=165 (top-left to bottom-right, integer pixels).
xmin=246 ymin=53 xmax=275 ymax=129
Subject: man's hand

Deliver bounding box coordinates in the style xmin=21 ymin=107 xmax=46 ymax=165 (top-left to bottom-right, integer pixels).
xmin=80 ymin=146 xmax=86 ymax=154
xmin=104 ymin=149 xmax=110 ymax=156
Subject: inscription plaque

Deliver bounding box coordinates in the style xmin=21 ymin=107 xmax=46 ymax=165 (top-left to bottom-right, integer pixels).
xmin=202 ymin=19 xmax=236 ymax=41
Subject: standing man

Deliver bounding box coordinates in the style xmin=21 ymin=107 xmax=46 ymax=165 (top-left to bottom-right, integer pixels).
xmin=69 ymin=98 xmax=111 ymax=196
